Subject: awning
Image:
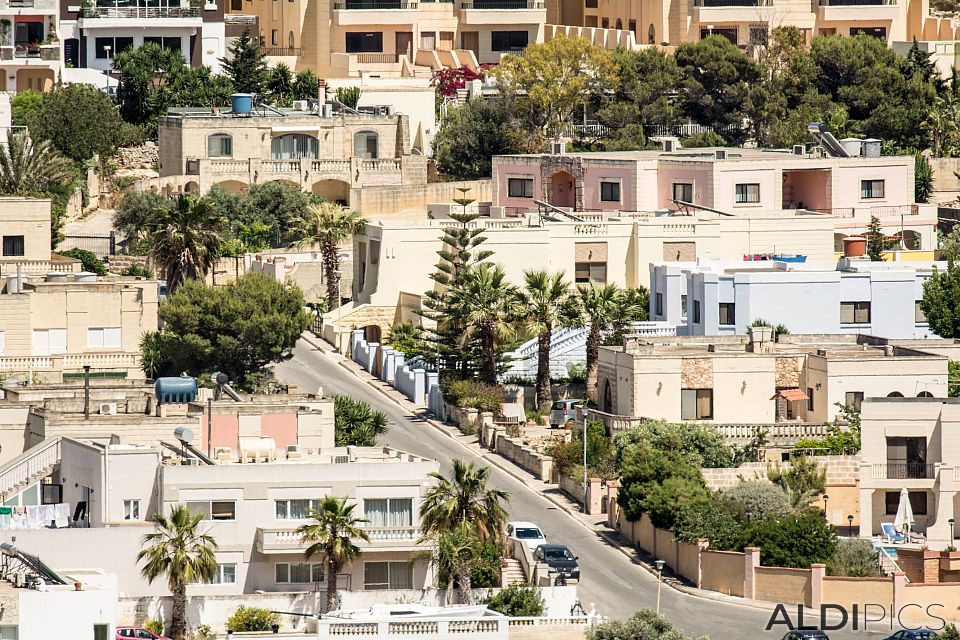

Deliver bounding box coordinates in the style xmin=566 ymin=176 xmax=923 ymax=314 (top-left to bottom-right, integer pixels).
xmin=772 ymin=388 xmax=809 ymax=402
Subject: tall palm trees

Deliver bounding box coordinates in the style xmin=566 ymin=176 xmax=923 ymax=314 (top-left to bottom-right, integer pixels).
xmin=296 ymin=202 xmax=368 ymax=310
xmin=334 ymin=395 xmax=389 ymax=446
xmin=137 ymin=505 xmax=219 ymax=640
xmin=150 ymin=194 xmax=225 ymax=294
xmin=448 ymin=263 xmax=521 ymax=385
xmin=0 ymin=130 xmax=74 ymax=196
xmin=577 ymin=282 xmax=625 ymax=403
xmin=296 ymin=496 xmax=370 ymax=613
xmin=420 ymin=459 xmax=509 ymax=603
xmin=520 ymin=269 xmax=580 ymax=410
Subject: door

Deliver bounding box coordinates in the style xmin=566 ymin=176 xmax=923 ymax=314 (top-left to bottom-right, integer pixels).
xmin=395 ymin=32 xmax=413 ymax=61
xmin=439 ymin=31 xmax=454 ymax=50
xmin=461 ymin=31 xmax=479 ymax=54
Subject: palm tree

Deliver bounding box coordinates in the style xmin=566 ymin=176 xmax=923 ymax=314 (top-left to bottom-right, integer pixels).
xmin=420 ymin=459 xmax=508 ymax=603
xmin=414 ymin=522 xmax=478 ymax=605
xmin=296 ymin=496 xmax=371 ymax=613
xmin=448 ymin=263 xmax=521 ymax=385
xmin=0 ymin=130 xmax=75 ymax=195
xmin=520 ymin=270 xmax=580 ymax=410
xmin=577 ymin=282 xmax=624 ymax=403
xmin=296 ymin=202 xmax=368 ymax=310
xmin=137 ymin=505 xmax=219 ymax=640
xmin=333 ymin=394 xmax=389 ymax=446
xmin=150 ymin=194 xmax=225 ymax=294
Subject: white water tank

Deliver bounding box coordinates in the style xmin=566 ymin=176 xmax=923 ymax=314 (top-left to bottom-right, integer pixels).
xmin=839 ymin=138 xmax=863 ymax=157
xmin=45 ymin=272 xmax=68 ymax=283
xmin=75 ymin=272 xmax=97 ymax=283
xmin=5 ymin=274 xmax=27 ymax=294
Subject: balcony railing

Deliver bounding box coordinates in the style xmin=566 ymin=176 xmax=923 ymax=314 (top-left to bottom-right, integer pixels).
xmin=819 ymin=0 xmax=893 ymax=5
xmin=875 ymin=463 xmax=935 ymax=480
xmin=460 ymin=0 xmax=543 ymax=7
xmin=263 ymin=47 xmax=302 ymax=56
xmin=694 ymin=0 xmax=772 ymax=6
xmin=81 ymin=5 xmax=200 ymax=18
xmin=356 ymin=52 xmax=398 ymax=63
xmin=258 ymin=526 xmax=420 ymax=553
xmin=224 ymin=13 xmax=257 ymax=22
xmin=332 ymin=0 xmax=417 ymax=7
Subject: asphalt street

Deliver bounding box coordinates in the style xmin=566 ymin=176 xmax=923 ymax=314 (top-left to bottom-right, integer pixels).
xmin=274 ymin=339 xmax=898 ymax=640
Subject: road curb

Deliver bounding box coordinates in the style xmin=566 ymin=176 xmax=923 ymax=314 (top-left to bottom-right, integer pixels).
xmin=298 ymin=331 xmax=784 ymax=615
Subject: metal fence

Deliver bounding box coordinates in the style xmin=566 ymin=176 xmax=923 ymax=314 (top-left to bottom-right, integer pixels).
xmin=58 ymin=233 xmax=115 ymax=258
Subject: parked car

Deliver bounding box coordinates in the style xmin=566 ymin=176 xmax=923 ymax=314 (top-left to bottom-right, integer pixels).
xmin=780 ymin=630 xmax=830 ymax=640
xmin=157 ymin=281 xmax=168 ymax=303
xmin=549 ymin=399 xmax=583 ymax=428
xmin=534 ymin=543 xmax=579 ymax=583
xmin=116 ymin=627 xmax=171 ymax=640
xmin=883 ymin=631 xmax=937 ymax=640
xmin=507 ymin=521 xmax=547 ymax=552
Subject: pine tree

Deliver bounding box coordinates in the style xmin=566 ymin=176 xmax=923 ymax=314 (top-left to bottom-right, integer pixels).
xmin=865 ymin=215 xmax=889 ymax=262
xmin=221 ymin=28 xmax=268 ymax=96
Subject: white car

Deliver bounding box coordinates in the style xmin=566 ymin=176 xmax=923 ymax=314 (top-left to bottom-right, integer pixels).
xmin=507 ymin=521 xmax=547 ymax=552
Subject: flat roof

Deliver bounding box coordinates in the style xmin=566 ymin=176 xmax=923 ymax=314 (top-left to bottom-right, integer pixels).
xmin=496 ymin=148 xmax=911 ymax=164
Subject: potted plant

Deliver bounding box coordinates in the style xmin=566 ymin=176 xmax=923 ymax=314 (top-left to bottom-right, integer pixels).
xmin=940 ymin=546 xmax=960 ymax=572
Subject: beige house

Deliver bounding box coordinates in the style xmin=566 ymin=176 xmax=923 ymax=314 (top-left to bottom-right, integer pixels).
xmin=0 ymin=198 xmax=79 ymax=275
xmin=859 ymin=396 xmax=960 ymax=542
xmin=596 ymin=331 xmax=948 ymax=424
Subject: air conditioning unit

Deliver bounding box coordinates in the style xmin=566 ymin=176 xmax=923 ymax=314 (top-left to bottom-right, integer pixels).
xmin=550 ymin=141 xmax=565 ymax=156
xmin=99 ymin=402 xmax=118 ymax=416
xmin=793 ymin=144 xmax=805 ymax=155
xmin=292 ymin=100 xmax=308 ymax=111
xmin=214 ymin=447 xmax=232 ymax=460
xmin=662 ymin=139 xmax=675 ymax=153
xmin=334 ymin=455 xmax=350 ymax=464
xmin=181 ymin=457 xmax=200 ymax=466
xmin=715 ymin=149 xmax=727 ymax=160
xmin=286 ymin=444 xmax=303 ymax=460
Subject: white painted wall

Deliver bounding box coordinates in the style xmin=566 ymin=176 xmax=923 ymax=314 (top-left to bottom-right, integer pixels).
xmin=18 ymin=587 xmax=117 ymax=639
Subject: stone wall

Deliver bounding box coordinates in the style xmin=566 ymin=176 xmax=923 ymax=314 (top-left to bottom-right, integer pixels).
xmin=701 ymin=455 xmax=860 ymax=490
xmin=352 ymin=179 xmax=492 ymax=219
xmin=774 ymin=355 xmax=801 ymax=388
xmin=681 ymin=358 xmax=712 ymax=388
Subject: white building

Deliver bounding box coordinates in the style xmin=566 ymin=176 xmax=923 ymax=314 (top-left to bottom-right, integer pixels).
xmin=649 ymin=259 xmax=940 ymax=339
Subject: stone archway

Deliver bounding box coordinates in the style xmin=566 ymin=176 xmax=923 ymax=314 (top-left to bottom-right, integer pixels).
xmin=547 ymin=170 xmax=575 ymax=209
xmin=539 ymin=156 xmax=584 ymax=211
xmin=184 ymin=181 xmax=200 ymax=194
xmin=215 ymin=180 xmax=248 ymax=194
xmin=312 ymin=179 xmax=351 ymax=206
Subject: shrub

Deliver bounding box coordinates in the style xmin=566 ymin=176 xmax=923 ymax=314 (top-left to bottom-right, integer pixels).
xmin=744 ymin=508 xmax=837 ymax=568
xmin=590 ymin=608 xmax=706 ymax=640
xmin=194 ymin=624 xmax=213 ymax=639
xmin=226 ymin=606 xmax=280 ymax=632
xmin=767 ymin=456 xmax=827 ymax=508
xmin=827 ymin=538 xmax=881 ymax=577
xmin=485 ymin=585 xmax=545 ymax=616
xmin=615 ymin=420 xmax=733 ymax=468
xmin=565 ymin=361 xmax=587 ymax=384
xmin=722 ymin=480 xmax=791 ymax=521
xmin=56 ymin=248 xmax=107 ymax=276
xmin=673 ymin=498 xmax=747 ymax=551
xmin=680 ymin=130 xmax=726 ymax=148
xmin=144 ymin=619 xmax=164 ymax=635
xmin=470 ymin=541 xmax=503 ymax=588
xmin=121 ymin=263 xmax=155 ymax=279
xmin=443 ymin=379 xmax=503 ymax=413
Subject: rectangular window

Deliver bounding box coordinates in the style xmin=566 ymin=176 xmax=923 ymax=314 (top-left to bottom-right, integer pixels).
xmin=845 ymin=391 xmax=864 ymax=411
xmin=507 ymin=178 xmax=533 ymax=198
xmin=94 ymin=625 xmax=108 ymax=640
xmin=94 ymin=36 xmax=133 ymax=59
xmin=123 ymin=499 xmax=141 ymax=521
xmin=186 ymin=500 xmax=236 ymax=521
xmin=420 ymin=31 xmax=436 ymax=50
xmin=574 ymin=262 xmax=607 ymax=284
xmin=364 ymin=561 xmax=413 ymax=590
xmin=861 ymin=179 xmax=885 ymax=199
xmin=87 ymin=327 xmax=121 ymax=349
xmin=693 ymin=300 xmax=701 ymax=324
xmin=275 ymin=498 xmax=320 ymax=520
xmin=271 ymin=29 xmax=279 ymax=45
xmin=491 ymin=30 xmax=529 ymax=52
xmin=885 ymin=491 xmax=927 ymax=516
xmin=32 ymin=329 xmax=66 ymax=356
xmin=840 ymin=301 xmax=871 ymax=324
xmin=0 ymin=626 xmax=16 ymax=640
xmin=276 ymin=562 xmax=325 ymax=583
xmin=807 ymin=387 xmax=814 ymax=412
xmin=680 ymin=389 xmax=713 ymax=420
xmin=364 ymin=497 xmax=413 ymax=527
xmin=734 ymin=183 xmax=760 ymax=204
xmin=210 ymin=563 xmax=236 ymax=584
xmin=673 ymin=183 xmax=693 ymax=203
xmin=585 ymin=0 xmax=597 ymax=6
xmin=681 ymin=295 xmax=687 ymax=319
xmin=655 ymin=293 xmax=663 ymax=316
xmin=600 ymin=181 xmax=621 ymax=202
xmin=144 ymin=36 xmax=182 ymax=53
xmin=208 ymin=135 xmax=232 ymax=158
xmin=345 ymin=32 xmax=383 ymax=53
xmin=718 ymin=302 xmax=735 ymax=326
xmin=601 ymin=17 xmax=609 ymax=28
xmin=2 ymin=235 xmax=23 ymax=257
xmin=915 ymin=301 xmax=927 ymax=323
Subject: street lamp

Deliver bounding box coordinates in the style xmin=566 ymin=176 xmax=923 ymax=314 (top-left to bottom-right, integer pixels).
xmin=950 ymin=518 xmax=956 ymax=543
xmin=822 ymin=494 xmax=829 ymax=520
xmin=582 ymin=419 xmax=588 ymax=514
xmin=654 ymin=559 xmax=665 ymax=615
xmin=847 ymin=514 xmax=854 ymax=538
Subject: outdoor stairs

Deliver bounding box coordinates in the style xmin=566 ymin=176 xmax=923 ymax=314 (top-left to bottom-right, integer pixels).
xmin=877 ymin=547 xmax=903 ymax=578
xmin=0 ymin=437 xmax=62 ymax=502
xmin=501 ymin=558 xmax=526 ymax=586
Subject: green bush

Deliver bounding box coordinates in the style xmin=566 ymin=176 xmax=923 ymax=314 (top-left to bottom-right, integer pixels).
xmin=144 ymin=619 xmax=164 ymax=635
xmin=681 ymin=130 xmax=726 ymax=148
xmin=565 ymin=361 xmax=587 ymax=384
xmin=673 ymin=498 xmax=747 ymax=551
xmin=485 ymin=585 xmax=544 ymax=616
xmin=226 ymin=606 xmax=280 ymax=632
xmin=743 ymin=508 xmax=837 ymax=568
xmin=470 ymin=541 xmax=503 ymax=588
xmin=589 ymin=608 xmax=706 ymax=640
xmin=722 ymin=480 xmax=791 ymax=521
xmin=121 ymin=263 xmax=155 ymax=279
xmin=443 ymin=379 xmax=504 ymax=413
xmin=826 ymin=538 xmax=881 ymax=577
xmin=615 ymin=420 xmax=733 ymax=468
xmin=57 ymin=248 xmax=107 ymax=276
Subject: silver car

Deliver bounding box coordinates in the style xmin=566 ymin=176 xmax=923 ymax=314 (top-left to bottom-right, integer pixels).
xmin=549 ymin=399 xmax=584 ymax=428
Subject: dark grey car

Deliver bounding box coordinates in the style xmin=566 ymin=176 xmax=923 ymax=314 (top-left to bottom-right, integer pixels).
xmin=534 ymin=543 xmax=580 ymax=582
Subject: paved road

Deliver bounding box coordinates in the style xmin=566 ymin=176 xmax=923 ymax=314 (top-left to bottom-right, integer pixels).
xmin=275 ymin=340 xmax=895 ymax=640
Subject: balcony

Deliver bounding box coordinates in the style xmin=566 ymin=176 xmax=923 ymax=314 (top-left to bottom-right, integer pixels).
xmin=874 ymin=463 xmax=936 ymax=480
xmin=0 ymin=0 xmax=58 ymax=10
xmin=333 ymin=0 xmax=418 ymax=6
xmin=818 ymin=0 xmax=897 ymax=20
xmin=80 ymin=4 xmax=202 ymax=27
xmin=459 ymin=0 xmax=543 ymax=22
xmin=693 ymin=0 xmax=774 ymax=22
xmin=460 ymin=0 xmax=543 ymax=7
xmin=263 ymin=47 xmax=302 ymax=57
xmin=256 ymin=526 xmax=425 ymax=554
xmin=190 ymin=156 xmax=410 ymax=189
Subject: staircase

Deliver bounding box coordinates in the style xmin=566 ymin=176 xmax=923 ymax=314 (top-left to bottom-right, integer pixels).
xmin=0 ymin=437 xmax=62 ymax=501
xmin=501 ymin=558 xmax=526 ymax=586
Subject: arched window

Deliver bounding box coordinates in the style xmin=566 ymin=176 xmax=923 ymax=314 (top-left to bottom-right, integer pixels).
xmin=354 ymin=131 xmax=379 ymax=159
xmin=887 ymin=391 xmax=905 ymax=398
xmin=918 ymin=391 xmax=934 ymax=397
xmin=602 ymin=380 xmax=612 ymax=412
xmin=615 ymin=19 xmax=622 ymax=30
xmin=207 ymin=133 xmax=233 ymax=158
xmin=648 ymin=24 xmax=655 ymax=45
xmin=271 ymin=133 xmax=319 ymax=159
xmin=288 ymin=31 xmax=295 ymax=49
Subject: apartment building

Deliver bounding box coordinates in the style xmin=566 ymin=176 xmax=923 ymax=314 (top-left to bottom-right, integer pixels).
xmin=549 ymin=0 xmax=960 ymax=52
xmin=596 ymin=331 xmax=948 ymax=424
xmin=0 ymin=0 xmax=61 ymax=92
xmin=57 ymin=0 xmax=228 ymax=73
xmin=859 ymin=396 xmax=960 ymax=541
xmin=155 ymin=103 xmax=427 ymax=204
xmin=491 ymin=148 xmax=935 ymax=251
xmin=0 ymin=437 xmax=438 ymax=597
xmin=649 ymin=259 xmax=939 ymax=339
xmin=226 ymin=0 xmax=547 ymax=77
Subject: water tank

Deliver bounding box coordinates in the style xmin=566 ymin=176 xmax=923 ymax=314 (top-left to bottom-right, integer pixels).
xmin=839 ymin=137 xmax=863 ymax=157
xmin=5 ymin=274 xmax=27 ymax=294
xmin=75 ymin=272 xmax=97 ymax=283
xmin=231 ymin=93 xmax=254 ymax=115
xmin=155 ymin=376 xmax=198 ymax=404
xmin=862 ymin=138 xmax=881 ymax=158
xmin=45 ymin=272 xmax=68 ymax=283
xmin=843 ymin=236 xmax=867 ymax=258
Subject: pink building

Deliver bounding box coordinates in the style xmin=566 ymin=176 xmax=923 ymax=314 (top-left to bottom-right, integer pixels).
xmin=490 ymin=148 xmax=936 ymax=251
